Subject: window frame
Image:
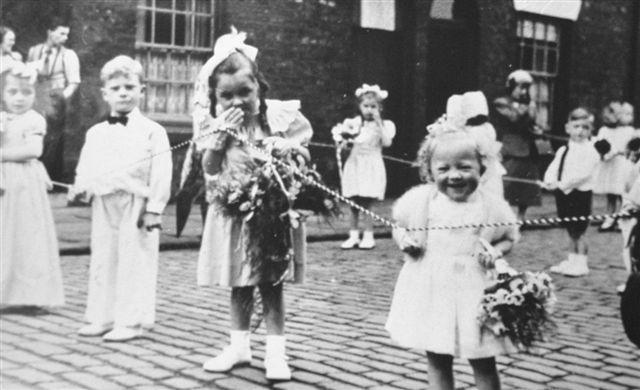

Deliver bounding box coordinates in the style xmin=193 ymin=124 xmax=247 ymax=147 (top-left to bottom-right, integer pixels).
xmin=516 ymin=12 xmax=562 ymax=131
xmin=135 ymin=0 xmax=215 ymax=126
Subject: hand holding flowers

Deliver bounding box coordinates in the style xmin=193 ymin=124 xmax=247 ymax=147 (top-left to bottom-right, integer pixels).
xmin=478 ymin=270 xmax=557 ymax=349
xmin=331 ymin=117 xmax=362 ymax=144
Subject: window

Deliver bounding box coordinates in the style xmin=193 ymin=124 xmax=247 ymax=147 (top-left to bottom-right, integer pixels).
xmin=135 ymin=0 xmax=215 ymax=122
xmin=360 ymin=0 xmax=395 ymax=31
xmin=517 ymin=16 xmax=561 ymax=131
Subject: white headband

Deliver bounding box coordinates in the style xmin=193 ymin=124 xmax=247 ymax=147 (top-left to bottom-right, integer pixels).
xmin=197 ymin=26 xmax=258 ymax=84
xmin=355 ymin=84 xmax=388 ymax=100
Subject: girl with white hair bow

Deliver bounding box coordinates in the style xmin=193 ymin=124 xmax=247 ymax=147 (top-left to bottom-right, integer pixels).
xmin=332 ymin=83 xmax=396 ymax=250
xmin=194 ymin=28 xmax=313 ymax=381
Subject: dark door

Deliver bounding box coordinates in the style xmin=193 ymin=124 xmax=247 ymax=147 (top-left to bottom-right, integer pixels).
xmin=424 ymin=0 xmax=479 ymax=124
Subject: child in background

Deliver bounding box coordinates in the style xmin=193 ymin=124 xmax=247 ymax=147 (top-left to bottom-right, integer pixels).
xmin=593 ymin=101 xmax=635 ymax=231
xmin=544 ymin=108 xmax=600 ymax=277
xmin=386 ymin=126 xmax=519 ymax=390
xmin=70 ymin=55 xmax=172 ymax=341
xmin=336 ymin=84 xmax=396 ymax=249
xmin=462 ymin=91 xmax=506 ymax=198
xmin=196 ymin=29 xmax=312 ymax=381
xmin=0 ymin=62 xmax=65 ymax=309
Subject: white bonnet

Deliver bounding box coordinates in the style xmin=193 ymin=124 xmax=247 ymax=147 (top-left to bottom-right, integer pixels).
xmin=462 ymin=91 xmax=489 ymax=120
xmin=507 ymin=69 xmax=533 ymax=85
xmin=446 ymin=94 xmax=465 ymax=130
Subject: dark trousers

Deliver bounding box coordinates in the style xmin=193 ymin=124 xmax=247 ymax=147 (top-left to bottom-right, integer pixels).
xmin=554 ymin=189 xmax=592 ymax=237
xmin=35 ymin=84 xmax=67 ymax=182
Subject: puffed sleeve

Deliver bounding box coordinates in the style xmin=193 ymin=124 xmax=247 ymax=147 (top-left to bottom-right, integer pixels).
xmin=485 ymin=195 xmax=520 ymax=247
xmin=25 ymin=111 xmax=47 ymax=138
xmin=380 ymin=119 xmax=396 ymax=147
xmin=266 ymin=99 xmax=313 ymax=145
xmin=392 ymin=184 xmax=431 ymax=253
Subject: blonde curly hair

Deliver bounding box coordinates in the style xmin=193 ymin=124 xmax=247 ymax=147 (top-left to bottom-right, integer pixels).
xmin=415 ymin=128 xmax=491 ymax=183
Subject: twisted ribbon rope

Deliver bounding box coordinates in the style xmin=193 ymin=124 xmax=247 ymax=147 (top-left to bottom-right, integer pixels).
xmin=50 ymin=125 xmax=626 ymax=232
xmin=223 ymin=129 xmax=631 ymax=231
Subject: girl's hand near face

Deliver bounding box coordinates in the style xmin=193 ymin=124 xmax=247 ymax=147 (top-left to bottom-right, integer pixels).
xmin=215 ymin=107 xmax=244 ymax=132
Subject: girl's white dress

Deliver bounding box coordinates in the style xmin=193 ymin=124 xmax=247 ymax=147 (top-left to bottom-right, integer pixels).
xmin=0 ymin=110 xmax=65 ymax=306
xmin=197 ymin=100 xmax=313 ymax=287
xmin=593 ymin=125 xmax=636 ymax=195
xmin=386 ymin=185 xmax=518 ymax=359
xmin=341 ymin=118 xmax=396 ymax=200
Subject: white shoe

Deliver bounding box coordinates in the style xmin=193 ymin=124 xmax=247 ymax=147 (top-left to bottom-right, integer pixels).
xmin=265 ymin=335 xmax=291 ymax=381
xmin=203 ymin=345 xmax=252 ymax=372
xmin=203 ymin=330 xmax=252 ymax=372
xmin=341 ymin=230 xmax=360 ymax=249
xmin=358 ymin=231 xmax=375 ymax=249
xmin=561 ymin=254 xmax=589 ymax=277
xmin=78 ymin=323 xmax=113 ymax=337
xmin=550 ymin=259 xmax=571 ymax=274
xmin=102 ymin=326 xmax=143 ymax=342
xmin=617 ymin=283 xmax=626 ymax=294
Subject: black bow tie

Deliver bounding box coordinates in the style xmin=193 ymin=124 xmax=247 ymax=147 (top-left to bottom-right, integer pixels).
xmin=107 ymin=115 xmax=128 ymax=126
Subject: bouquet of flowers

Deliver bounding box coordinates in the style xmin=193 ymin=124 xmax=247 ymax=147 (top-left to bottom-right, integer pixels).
xmin=207 ymin=150 xmax=340 ymax=280
xmin=478 ymin=271 xmax=557 ymax=349
xmin=331 ymin=117 xmax=362 ymax=143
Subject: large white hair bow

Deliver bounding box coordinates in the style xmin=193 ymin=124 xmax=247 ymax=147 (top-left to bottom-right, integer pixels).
xmin=197 ymin=26 xmax=258 ymax=84
xmin=355 ymin=84 xmax=388 ymax=100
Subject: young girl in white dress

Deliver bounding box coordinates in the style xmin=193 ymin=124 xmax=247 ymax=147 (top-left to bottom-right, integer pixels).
xmin=196 ymin=30 xmax=312 ymax=381
xmin=594 ymin=101 xmax=635 ymax=231
xmin=335 ymin=84 xmax=396 ymax=249
xmin=1 ymin=62 xmax=65 ymax=308
xmin=386 ymin=126 xmax=519 ymax=390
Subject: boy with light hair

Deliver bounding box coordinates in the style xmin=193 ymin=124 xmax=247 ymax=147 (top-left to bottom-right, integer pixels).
xmin=70 ymin=55 xmax=172 ymax=342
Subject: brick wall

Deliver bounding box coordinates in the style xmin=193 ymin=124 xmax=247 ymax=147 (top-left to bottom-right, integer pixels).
xmin=2 ymin=0 xmax=639 ymax=196
xmin=568 ymin=0 xmax=637 ymax=125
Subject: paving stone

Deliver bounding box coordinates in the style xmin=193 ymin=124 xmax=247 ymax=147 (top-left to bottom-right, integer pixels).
xmin=289 ymin=360 xmax=339 ymax=375
xmin=323 ymin=359 xmax=370 ymax=373
xmin=291 ymin=370 xmax=327 ymax=384
xmin=503 ymin=367 xmax=552 ymax=383
xmin=2 ymin=350 xmax=47 ymax=364
xmin=562 ymin=374 xmax=628 ymax=390
xmin=545 ymin=352 xmax=604 ymax=368
xmin=96 ymin=353 xmax=154 ymax=368
xmin=111 ymin=374 xmax=155 ymax=387
xmin=272 ymin=382 xmax=319 ymax=390
xmin=2 ymin=368 xmax=56 ymax=384
xmin=364 ymin=371 xmax=405 ymax=383
xmin=61 ymin=372 xmax=124 ymax=390
xmin=391 ymin=378 xmax=430 ymax=390
xmin=611 ymin=376 xmax=640 ymax=388
xmin=327 ymin=372 xmax=379 ymax=388
xmin=55 ymin=354 xmax=104 ymax=368
xmin=39 ymin=381 xmax=85 ymax=389
xmin=214 ymin=377 xmax=267 ymax=390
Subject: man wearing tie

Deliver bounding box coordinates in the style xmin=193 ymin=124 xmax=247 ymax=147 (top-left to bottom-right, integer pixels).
xmin=27 ymin=16 xmax=80 ymax=182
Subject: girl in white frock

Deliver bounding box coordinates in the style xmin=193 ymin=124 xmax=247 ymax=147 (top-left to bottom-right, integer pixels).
xmin=1 ymin=63 xmax=65 ymax=308
xmin=334 ymin=84 xmax=396 ymax=249
xmin=593 ymin=101 xmax=635 ymax=231
xmin=196 ymin=30 xmax=312 ymax=381
xmin=386 ymin=129 xmax=519 ymax=390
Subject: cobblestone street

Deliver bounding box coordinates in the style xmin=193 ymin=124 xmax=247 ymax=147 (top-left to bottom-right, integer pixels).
xmin=2 ymin=225 xmax=639 ymax=389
